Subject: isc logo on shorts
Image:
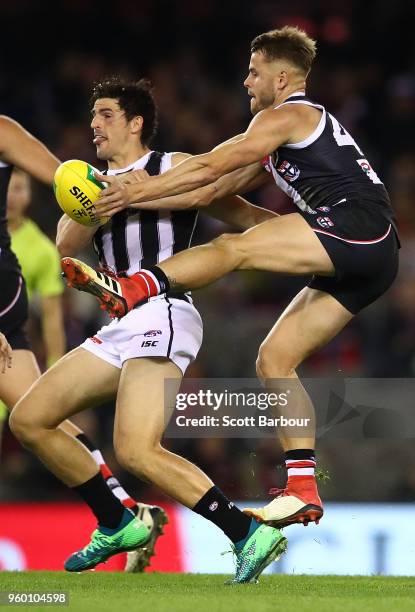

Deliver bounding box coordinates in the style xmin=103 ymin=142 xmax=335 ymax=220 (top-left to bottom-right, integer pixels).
xmin=141 ymin=329 xmax=162 ymax=346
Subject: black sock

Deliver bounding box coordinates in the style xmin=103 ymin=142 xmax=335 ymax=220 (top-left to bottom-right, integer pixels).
xmin=73 ymin=472 xmax=126 ymax=528
xmin=284 ymin=448 xmax=316 ymax=479
xmin=75 ymin=433 xmax=139 ymax=515
xmin=148 ymin=265 xmax=171 ymax=293
xmin=284 ymin=449 xmax=315 ymax=461
xmin=193 ymin=486 xmax=252 ymax=543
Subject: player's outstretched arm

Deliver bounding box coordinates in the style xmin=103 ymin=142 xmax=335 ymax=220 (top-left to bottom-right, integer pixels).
xmin=94 ymin=157 xmax=269 ymax=216
xmin=56 ymin=214 xmax=98 ymax=257
xmin=96 ymin=106 xmax=295 ymax=208
xmin=202 ymin=160 xmax=277 ymax=229
xmin=0 ymin=116 xmax=59 ymax=184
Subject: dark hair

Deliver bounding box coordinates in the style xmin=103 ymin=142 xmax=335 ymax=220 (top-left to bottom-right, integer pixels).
xmin=251 ymin=26 xmax=317 ymax=75
xmin=90 ymin=76 xmax=158 ymax=146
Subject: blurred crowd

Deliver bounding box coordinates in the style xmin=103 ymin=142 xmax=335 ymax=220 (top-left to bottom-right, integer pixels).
xmin=1 ymin=0 xmax=415 ymax=504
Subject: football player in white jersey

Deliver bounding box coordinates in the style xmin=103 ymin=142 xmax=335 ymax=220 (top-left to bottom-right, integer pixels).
xmin=10 ymin=77 xmax=287 ymax=582
xmin=73 ymin=28 xmax=399 ymax=531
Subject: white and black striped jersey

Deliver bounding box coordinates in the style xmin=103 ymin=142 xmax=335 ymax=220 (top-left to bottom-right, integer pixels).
xmin=0 ymin=159 xmax=21 ymax=271
xmin=263 ymin=92 xmax=397 ymax=232
xmin=93 ymin=151 xmax=198 ymax=276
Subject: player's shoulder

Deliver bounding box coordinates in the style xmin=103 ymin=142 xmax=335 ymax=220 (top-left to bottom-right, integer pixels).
xmin=0 ymin=116 xmax=17 ymax=155
xmin=273 ymin=100 xmax=315 ymax=118
xmin=0 ymin=115 xmax=17 ymax=130
xmin=249 ymin=104 xmax=303 ymax=136
xmin=170 ymin=151 xmax=192 ymax=167
xmin=258 ymin=97 xmax=324 ymax=136
xmin=0 ymin=116 xmax=34 ymax=160
xmin=275 ymin=94 xmax=325 ymax=120
xmin=0 ymin=115 xmax=26 ymax=139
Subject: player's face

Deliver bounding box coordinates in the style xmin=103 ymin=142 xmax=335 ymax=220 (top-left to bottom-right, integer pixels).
xmin=244 ymin=52 xmax=278 ymax=114
xmin=91 ymin=98 xmax=131 ymax=160
xmin=7 ymin=171 xmax=31 ymax=221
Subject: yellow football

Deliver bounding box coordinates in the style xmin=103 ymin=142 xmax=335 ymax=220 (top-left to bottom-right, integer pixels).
xmin=53 ymin=159 xmax=108 ymax=227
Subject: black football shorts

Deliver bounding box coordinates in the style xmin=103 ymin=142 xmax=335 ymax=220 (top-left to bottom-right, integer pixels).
xmin=300 ymin=198 xmax=399 ymax=314
xmin=0 ymin=259 xmax=30 ymax=350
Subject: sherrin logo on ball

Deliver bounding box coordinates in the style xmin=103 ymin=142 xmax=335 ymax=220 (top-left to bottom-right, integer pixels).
xmin=53 ymin=159 xmax=108 ymax=227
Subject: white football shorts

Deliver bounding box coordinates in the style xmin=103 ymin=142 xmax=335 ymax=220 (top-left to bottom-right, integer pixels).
xmin=81 ymin=295 xmax=203 ymax=374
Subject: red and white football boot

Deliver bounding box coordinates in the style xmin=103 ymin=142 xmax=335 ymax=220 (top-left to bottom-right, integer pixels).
xmin=243 ymin=477 xmax=323 ymax=528
xmin=61 ymin=257 xmax=157 ymax=318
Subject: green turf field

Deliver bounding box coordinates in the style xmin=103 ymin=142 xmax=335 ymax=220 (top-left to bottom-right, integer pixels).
xmin=0 ymin=573 xmax=414 ymax=612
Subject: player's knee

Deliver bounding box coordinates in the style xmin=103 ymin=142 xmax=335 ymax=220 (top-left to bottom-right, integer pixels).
xmin=212 ymin=232 xmax=235 ymax=248
xmin=256 ymin=342 xmax=297 ymax=381
xmin=9 ymin=403 xmax=38 ymax=447
xmin=215 ymin=231 xmax=259 ymax=269
xmin=211 ymin=233 xmax=244 ymax=264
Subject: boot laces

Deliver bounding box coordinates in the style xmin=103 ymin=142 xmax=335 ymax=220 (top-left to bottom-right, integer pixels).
xmin=268 ymin=487 xmax=288 ymax=497
xmin=97 ymin=264 xmax=118 ymax=279
xmin=82 ymin=530 xmax=113 ymax=555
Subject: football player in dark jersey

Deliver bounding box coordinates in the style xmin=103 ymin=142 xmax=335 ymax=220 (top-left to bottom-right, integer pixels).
xmin=69 ymin=26 xmax=399 ymax=529
xmin=0 ymin=115 xmax=162 ymax=571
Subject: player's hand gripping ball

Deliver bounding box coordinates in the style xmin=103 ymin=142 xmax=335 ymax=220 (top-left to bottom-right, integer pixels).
xmin=53 ymin=160 xmax=108 ymax=226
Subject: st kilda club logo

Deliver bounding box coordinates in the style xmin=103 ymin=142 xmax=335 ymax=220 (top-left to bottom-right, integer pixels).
xmin=277 ymin=160 xmax=301 ymax=182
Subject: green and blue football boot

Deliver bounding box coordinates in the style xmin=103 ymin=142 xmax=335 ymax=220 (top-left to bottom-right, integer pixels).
xmin=229 ymin=521 xmax=287 ymax=584
xmin=65 ymin=509 xmax=150 ymax=572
